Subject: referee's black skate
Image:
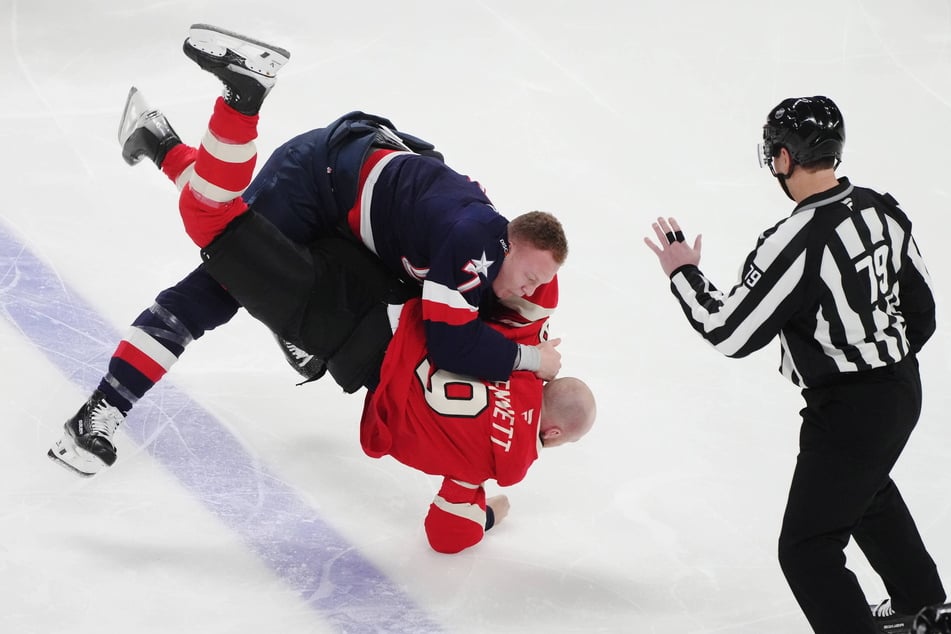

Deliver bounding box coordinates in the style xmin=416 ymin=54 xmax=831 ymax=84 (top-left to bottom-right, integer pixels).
xmin=118 ymin=86 xmax=181 ymax=167
xmin=47 ymin=390 xmax=125 ymax=477
xmin=913 ymin=602 xmax=951 ymax=634
xmin=182 ymin=24 xmax=290 ymax=115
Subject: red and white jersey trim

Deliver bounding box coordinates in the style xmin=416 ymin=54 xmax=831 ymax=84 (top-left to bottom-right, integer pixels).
xmin=431 ymin=493 xmax=486 ymax=525
xmin=400 ymin=256 xmax=430 ymax=282
xmin=422 ymin=281 xmax=478 ymax=325
xmin=351 ymin=150 xmax=414 ymax=255
xmin=498 ymin=294 xmax=556 ymax=324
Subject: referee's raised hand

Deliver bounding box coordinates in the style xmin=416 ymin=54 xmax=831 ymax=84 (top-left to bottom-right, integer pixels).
xmin=644 ymin=216 xmax=703 ymax=277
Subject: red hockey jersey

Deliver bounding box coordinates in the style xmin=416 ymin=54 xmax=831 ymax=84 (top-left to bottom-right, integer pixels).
xmin=360 ymin=281 xmax=556 ymax=553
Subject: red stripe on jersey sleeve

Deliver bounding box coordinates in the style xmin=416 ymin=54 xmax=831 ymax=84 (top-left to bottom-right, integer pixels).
xmin=421 ymin=298 xmax=478 ymax=326
xmin=347 ymin=149 xmax=403 ymax=238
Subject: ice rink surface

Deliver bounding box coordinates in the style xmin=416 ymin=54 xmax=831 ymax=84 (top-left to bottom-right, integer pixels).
xmin=3 ymin=1 xmax=951 ymax=632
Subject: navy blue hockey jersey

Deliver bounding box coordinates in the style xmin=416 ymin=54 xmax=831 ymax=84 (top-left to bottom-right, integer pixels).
xmin=242 ymin=114 xmax=557 ymax=383
xmin=347 ymin=149 xmax=550 ymax=381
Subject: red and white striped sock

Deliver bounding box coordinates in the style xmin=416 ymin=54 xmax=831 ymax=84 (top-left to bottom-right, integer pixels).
xmin=177 ymin=97 xmax=260 ymax=247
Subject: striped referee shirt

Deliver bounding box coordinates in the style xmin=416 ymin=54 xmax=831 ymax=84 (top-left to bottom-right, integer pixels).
xmin=669 ymin=178 xmax=936 ymax=388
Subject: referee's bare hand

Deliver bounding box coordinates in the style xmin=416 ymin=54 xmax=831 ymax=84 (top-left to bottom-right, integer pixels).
xmin=644 ymin=216 xmax=703 ymax=277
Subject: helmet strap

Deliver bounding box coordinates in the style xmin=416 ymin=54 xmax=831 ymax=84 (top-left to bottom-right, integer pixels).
xmin=775 ymin=162 xmax=796 ymax=201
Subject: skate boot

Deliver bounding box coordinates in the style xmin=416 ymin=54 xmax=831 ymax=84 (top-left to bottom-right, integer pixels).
xmin=182 ymin=24 xmax=290 ymax=115
xmin=117 ymin=86 xmax=182 ymax=167
xmin=914 ymin=603 xmax=951 ymax=634
xmin=871 ymin=599 xmax=914 ymax=633
xmin=276 ymin=335 xmax=327 ymax=384
xmin=47 ymin=390 xmax=125 ymax=477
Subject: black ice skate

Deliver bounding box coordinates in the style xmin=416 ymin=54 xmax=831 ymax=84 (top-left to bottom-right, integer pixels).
xmin=182 ymin=24 xmax=290 ymax=116
xmin=276 ymin=335 xmax=327 ymax=385
xmin=914 ymin=602 xmax=951 ymax=634
xmin=47 ymin=390 xmax=125 ymax=477
xmin=117 ymin=86 xmax=182 ymax=167
xmin=871 ymin=599 xmax=914 ymax=633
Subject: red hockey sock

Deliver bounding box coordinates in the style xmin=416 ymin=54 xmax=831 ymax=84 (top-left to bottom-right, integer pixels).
xmin=161 ymin=143 xmax=198 ymax=184
xmin=177 ymin=98 xmax=261 ymax=248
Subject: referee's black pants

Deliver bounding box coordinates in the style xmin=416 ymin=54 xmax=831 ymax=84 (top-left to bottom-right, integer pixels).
xmin=778 ymin=355 xmax=945 ymax=633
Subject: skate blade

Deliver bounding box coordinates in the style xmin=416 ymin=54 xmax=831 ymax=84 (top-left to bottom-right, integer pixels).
xmin=47 ymin=434 xmax=103 ymax=477
xmin=187 ymin=23 xmax=290 ymax=76
xmin=116 ymin=85 xmax=162 ymax=165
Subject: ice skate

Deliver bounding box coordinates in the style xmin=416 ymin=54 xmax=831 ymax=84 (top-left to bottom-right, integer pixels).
xmin=47 ymin=390 xmax=125 ymax=477
xmin=276 ymin=335 xmax=327 ymax=384
xmin=871 ymin=599 xmax=914 ymax=633
xmin=182 ymin=24 xmax=290 ymax=115
xmin=913 ymin=603 xmax=951 ymax=634
xmin=117 ymin=86 xmax=181 ymax=167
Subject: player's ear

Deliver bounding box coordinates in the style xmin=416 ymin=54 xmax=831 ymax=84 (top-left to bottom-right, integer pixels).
xmin=541 ymin=428 xmax=561 ymax=441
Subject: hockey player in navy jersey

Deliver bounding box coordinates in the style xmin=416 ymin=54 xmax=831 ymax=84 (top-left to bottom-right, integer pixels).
xmin=48 ymin=24 xmax=568 ymax=478
xmin=645 ymin=96 xmax=946 ymax=633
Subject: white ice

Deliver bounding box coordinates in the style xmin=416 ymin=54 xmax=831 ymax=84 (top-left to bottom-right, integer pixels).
xmin=3 ymin=1 xmax=951 ymax=632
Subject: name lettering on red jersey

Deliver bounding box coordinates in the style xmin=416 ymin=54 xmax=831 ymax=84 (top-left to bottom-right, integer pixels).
xmin=489 ymin=381 xmax=516 ymax=451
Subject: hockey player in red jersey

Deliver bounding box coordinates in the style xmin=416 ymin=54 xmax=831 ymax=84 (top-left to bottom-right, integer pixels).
xmin=362 ymin=294 xmax=594 ymax=553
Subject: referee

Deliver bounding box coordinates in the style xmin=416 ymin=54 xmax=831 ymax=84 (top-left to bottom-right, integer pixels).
xmin=644 ymin=96 xmax=945 ymax=633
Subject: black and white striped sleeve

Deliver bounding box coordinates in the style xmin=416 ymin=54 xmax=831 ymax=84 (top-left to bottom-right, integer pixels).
xmin=898 ymin=234 xmax=936 ymax=353
xmin=668 ymin=213 xmax=813 ymax=358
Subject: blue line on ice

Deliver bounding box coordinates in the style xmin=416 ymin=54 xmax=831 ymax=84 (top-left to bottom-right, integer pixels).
xmin=0 ymin=220 xmax=442 ymax=633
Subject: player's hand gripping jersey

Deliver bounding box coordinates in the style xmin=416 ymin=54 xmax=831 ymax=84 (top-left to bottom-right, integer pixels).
xmin=360 ymin=289 xmax=555 ymax=554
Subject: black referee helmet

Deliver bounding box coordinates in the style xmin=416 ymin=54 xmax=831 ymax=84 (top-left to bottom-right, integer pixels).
xmin=759 ymin=96 xmax=845 ymax=171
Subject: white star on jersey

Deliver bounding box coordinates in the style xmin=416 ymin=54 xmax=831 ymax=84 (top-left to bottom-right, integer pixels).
xmin=458 ymin=252 xmax=495 ymax=292
xmin=465 ymin=252 xmax=494 ymax=277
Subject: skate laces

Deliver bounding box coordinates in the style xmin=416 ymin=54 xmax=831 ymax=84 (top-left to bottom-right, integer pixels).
xmin=284 ymin=340 xmax=314 ymax=367
xmin=222 ymin=85 xmax=239 ymax=106
xmin=872 ymin=599 xmax=895 ymax=618
xmin=87 ymin=401 xmax=124 ymax=438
